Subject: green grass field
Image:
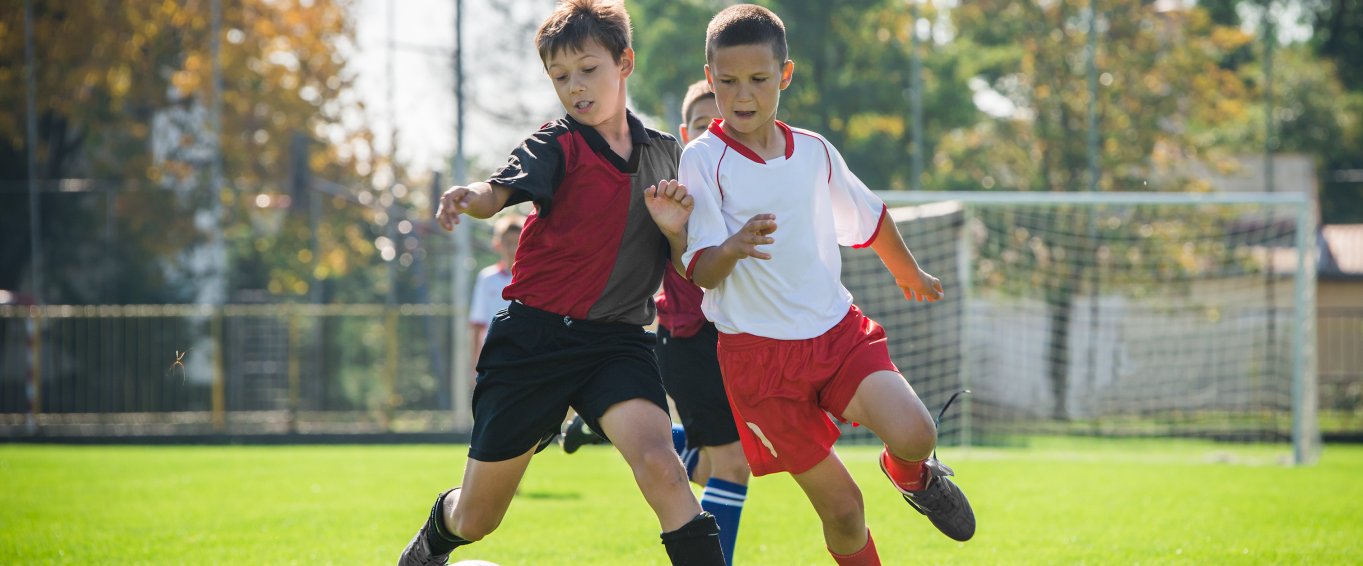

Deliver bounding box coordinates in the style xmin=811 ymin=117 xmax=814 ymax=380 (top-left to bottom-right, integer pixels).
xmin=3 ymin=438 xmax=1361 ymax=565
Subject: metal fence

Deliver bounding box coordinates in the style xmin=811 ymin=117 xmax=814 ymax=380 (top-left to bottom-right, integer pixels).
xmin=0 ymin=303 xmax=468 ymax=437
xmin=1319 ymin=308 xmax=1363 ymax=439
xmin=2 ymin=303 xmax=1362 ymax=440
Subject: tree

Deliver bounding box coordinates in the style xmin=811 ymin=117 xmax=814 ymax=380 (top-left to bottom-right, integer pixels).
xmin=0 ymin=0 xmax=383 ymax=304
xmin=626 ymin=0 xmax=978 ymax=190
xmin=943 ymin=0 xmax=1265 ymax=419
xmin=1307 ymin=0 xmax=1363 ymax=222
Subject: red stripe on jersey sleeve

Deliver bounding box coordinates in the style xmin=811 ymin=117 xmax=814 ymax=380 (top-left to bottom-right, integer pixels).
xmin=853 ymin=204 xmax=889 ymax=249
xmin=686 ymin=247 xmax=711 ymax=280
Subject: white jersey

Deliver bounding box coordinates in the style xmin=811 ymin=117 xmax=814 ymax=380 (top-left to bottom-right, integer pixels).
xmin=680 ymin=120 xmax=886 ymax=340
xmin=469 ymin=263 xmax=513 ymax=337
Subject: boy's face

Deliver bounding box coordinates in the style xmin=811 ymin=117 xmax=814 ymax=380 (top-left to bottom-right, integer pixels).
xmin=493 ymin=228 xmax=521 ymax=262
xmin=705 ymin=43 xmax=793 ymax=138
xmin=679 ymin=95 xmax=720 ymax=144
xmin=544 ymin=39 xmax=633 ymax=128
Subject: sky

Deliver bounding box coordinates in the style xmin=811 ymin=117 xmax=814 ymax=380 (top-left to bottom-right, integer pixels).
xmin=349 ymin=0 xmax=563 ymax=181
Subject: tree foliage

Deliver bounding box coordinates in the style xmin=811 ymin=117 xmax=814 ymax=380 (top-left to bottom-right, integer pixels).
xmin=0 ymin=0 xmax=386 ymax=304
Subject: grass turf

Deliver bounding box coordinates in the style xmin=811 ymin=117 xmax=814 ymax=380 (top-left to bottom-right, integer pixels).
xmin=2 ymin=438 xmax=1361 ymax=564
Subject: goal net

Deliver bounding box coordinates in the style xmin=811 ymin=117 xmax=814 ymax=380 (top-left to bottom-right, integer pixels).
xmin=842 ymin=191 xmax=1318 ymax=464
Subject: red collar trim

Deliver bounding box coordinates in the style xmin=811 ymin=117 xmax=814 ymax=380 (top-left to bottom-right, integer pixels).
xmin=706 ymin=119 xmax=795 ymax=164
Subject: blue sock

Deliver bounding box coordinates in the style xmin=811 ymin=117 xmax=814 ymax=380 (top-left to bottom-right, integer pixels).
xmin=671 ymin=423 xmax=688 ymax=454
xmin=670 ymin=424 xmax=701 ymax=481
xmin=701 ymin=477 xmax=746 ymax=565
xmin=681 ymin=446 xmax=701 ymax=481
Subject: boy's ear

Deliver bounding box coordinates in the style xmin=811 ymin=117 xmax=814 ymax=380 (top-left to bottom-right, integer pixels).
xmin=779 ymin=60 xmax=795 ymax=90
xmin=619 ymin=47 xmax=635 ymax=78
xmin=678 ymin=124 xmax=690 ymax=144
xmin=704 ymin=65 xmax=713 ymax=88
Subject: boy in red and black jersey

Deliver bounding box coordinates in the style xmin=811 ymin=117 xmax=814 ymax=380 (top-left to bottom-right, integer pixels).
xmin=396 ymin=2 xmax=723 ymax=565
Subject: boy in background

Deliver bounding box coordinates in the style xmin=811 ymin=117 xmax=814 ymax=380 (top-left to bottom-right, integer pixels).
xmin=656 ymin=79 xmax=750 ymax=566
xmin=397 ymin=2 xmax=724 ymax=565
xmin=674 ymin=5 xmax=976 ymax=564
xmin=468 ymin=214 xmax=523 ymax=368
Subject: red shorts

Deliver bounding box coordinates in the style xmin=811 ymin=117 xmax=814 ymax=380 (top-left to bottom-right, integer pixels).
xmin=717 ymin=305 xmax=899 ymax=476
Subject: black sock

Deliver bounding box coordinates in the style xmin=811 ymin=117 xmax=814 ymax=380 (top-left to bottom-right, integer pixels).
xmin=424 ymin=490 xmax=470 ymax=555
xmin=660 ymin=512 xmax=726 ymax=566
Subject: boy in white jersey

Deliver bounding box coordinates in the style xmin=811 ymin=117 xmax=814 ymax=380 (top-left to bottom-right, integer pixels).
xmin=674 ymin=5 xmax=975 ymax=564
xmin=468 ymin=214 xmax=523 ymax=368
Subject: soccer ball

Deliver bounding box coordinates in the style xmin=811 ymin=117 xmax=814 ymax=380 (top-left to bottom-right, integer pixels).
xmin=450 ymin=561 xmax=500 ymax=566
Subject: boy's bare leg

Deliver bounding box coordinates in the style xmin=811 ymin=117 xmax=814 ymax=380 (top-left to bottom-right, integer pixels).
xmin=700 ymin=441 xmax=748 ymax=486
xmin=598 ymin=398 xmax=703 ymax=531
xmin=789 ymin=452 xmax=871 ymax=555
xmin=842 ymin=370 xmax=977 ymax=542
xmin=444 ymin=446 xmax=535 ymax=541
xmin=690 ymin=450 xmax=712 ymax=486
xmin=840 ymin=370 xmax=936 ymax=461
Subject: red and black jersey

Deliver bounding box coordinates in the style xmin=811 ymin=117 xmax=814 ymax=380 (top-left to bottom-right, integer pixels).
xmin=488 ymin=111 xmax=682 ymax=326
xmin=656 ymin=267 xmax=707 ymax=338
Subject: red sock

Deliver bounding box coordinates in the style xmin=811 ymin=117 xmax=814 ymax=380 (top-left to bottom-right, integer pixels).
xmin=829 ymin=530 xmax=880 ymax=566
xmin=881 ymin=448 xmax=928 ymax=492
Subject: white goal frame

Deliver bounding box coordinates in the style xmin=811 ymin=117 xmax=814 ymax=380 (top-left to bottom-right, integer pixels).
xmin=870 ymin=191 xmax=1319 ymax=464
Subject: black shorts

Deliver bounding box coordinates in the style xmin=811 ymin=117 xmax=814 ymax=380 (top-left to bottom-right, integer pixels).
xmin=469 ymin=301 xmax=669 ymax=462
xmin=658 ymin=323 xmax=739 ymax=448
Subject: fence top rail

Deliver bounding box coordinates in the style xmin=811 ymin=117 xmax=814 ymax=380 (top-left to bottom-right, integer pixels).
xmin=0 ymin=303 xmax=461 ymax=319
xmin=874 ymin=190 xmax=1310 ymax=207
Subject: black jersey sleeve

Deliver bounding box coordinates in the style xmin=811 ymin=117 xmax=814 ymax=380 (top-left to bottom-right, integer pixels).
xmin=487 ymin=124 xmax=566 ymax=215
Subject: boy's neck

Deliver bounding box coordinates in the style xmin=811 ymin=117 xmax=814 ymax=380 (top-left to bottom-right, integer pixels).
xmin=723 ymin=121 xmax=786 ymax=161
xmin=593 ymin=111 xmax=634 ymax=158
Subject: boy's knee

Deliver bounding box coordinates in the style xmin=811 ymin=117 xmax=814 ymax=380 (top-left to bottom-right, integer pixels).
xmin=819 ymin=495 xmax=867 ymax=537
xmin=888 ymin=415 xmax=938 ymax=460
xmin=634 ymin=442 xmax=689 ymax=482
xmin=709 ymin=445 xmax=751 ymax=482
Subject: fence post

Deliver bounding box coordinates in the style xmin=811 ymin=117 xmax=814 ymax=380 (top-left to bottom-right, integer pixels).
xmin=212 ymin=309 xmax=225 ymax=432
xmin=384 ymin=307 xmax=398 ymax=432
xmin=288 ymin=310 xmax=301 ymax=434
xmin=25 ymin=306 xmax=42 ymax=434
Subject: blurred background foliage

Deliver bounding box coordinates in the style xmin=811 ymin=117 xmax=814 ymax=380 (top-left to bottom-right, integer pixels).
xmin=0 ymin=0 xmax=1359 ymax=308
xmin=625 ymin=0 xmax=1361 ymax=213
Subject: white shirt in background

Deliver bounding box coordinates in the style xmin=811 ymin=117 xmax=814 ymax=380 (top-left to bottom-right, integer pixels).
xmin=469 ymin=262 xmax=513 ymax=340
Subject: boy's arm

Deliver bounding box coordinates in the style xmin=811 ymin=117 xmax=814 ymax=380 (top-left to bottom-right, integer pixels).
xmin=644 ymin=179 xmax=693 ymax=275
xmin=868 ymin=213 xmax=944 ymax=302
xmin=436 ymin=182 xmax=515 ymax=231
xmin=690 ymin=214 xmax=777 ymax=289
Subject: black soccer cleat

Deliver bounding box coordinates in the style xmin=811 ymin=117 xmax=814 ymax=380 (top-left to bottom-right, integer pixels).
xmin=883 ymin=456 xmax=976 ymax=542
xmin=397 ymin=489 xmax=460 ymax=566
xmin=560 ymin=414 xmax=607 ymax=454
xmin=887 ymin=389 xmax=976 ymax=541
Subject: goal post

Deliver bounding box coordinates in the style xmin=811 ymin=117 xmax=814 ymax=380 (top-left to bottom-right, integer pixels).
xmin=843 ymin=191 xmax=1319 ymax=464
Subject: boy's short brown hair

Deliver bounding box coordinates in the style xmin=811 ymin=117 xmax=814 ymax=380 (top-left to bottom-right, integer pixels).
xmin=535 ymin=0 xmax=632 ymax=66
xmin=705 ymin=4 xmax=787 ymax=65
xmin=680 ymin=79 xmax=715 ymax=121
xmin=493 ymin=214 xmax=525 ymax=239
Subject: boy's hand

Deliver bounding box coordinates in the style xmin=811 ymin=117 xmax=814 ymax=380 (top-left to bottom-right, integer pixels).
xmin=896 ymin=268 xmax=945 ymax=302
xmin=724 ymin=214 xmax=777 ymax=260
xmin=436 ymin=186 xmax=476 ymax=231
xmin=644 ymin=179 xmax=693 ymax=237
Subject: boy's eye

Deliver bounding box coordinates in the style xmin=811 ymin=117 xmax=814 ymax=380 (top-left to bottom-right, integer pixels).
xmin=583 ymin=67 xmax=597 ymax=74
xmin=719 ymin=79 xmax=735 ymax=85
xmin=553 ymin=75 xmax=567 ymax=82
